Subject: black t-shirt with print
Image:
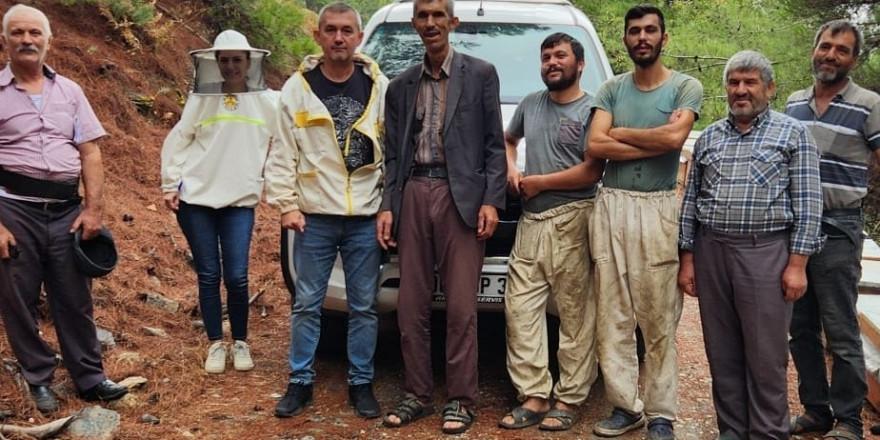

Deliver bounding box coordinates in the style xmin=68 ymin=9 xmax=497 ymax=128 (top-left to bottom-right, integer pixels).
xmin=304 ymin=66 xmax=374 ymax=172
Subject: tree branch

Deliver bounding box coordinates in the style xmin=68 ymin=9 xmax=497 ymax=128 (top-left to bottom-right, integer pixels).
xmin=0 ymin=416 xmax=75 ymax=440
xmin=666 ymin=54 xmax=731 ymax=62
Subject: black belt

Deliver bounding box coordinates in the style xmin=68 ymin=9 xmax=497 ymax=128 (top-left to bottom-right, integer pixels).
xmin=411 ymin=165 xmax=448 ymax=179
xmin=822 ymin=209 xmax=863 ymax=244
xmin=13 ymin=197 xmax=82 ymax=212
xmin=823 ymin=208 xmax=861 ymax=217
xmin=0 ymin=167 xmax=79 ymax=200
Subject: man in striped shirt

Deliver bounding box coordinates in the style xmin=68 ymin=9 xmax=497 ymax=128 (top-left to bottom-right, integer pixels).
xmin=678 ymin=50 xmax=824 ymax=440
xmin=786 ymin=20 xmax=880 ymax=440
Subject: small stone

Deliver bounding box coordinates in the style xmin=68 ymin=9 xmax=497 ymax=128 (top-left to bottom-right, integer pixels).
xmin=142 ymin=326 xmax=169 ymax=337
xmin=108 ymin=393 xmax=139 ymax=409
xmin=115 ymin=351 xmax=142 ymax=366
xmin=118 ymin=376 xmax=148 ymax=389
xmin=140 ymin=292 xmax=180 ymax=313
xmin=96 ymin=327 xmax=116 ymax=348
xmin=140 ymin=414 xmax=160 ymax=424
xmin=69 ymin=406 xmax=121 ymax=440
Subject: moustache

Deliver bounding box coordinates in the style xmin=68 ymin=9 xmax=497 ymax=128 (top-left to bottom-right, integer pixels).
xmin=17 ymin=44 xmax=38 ymax=53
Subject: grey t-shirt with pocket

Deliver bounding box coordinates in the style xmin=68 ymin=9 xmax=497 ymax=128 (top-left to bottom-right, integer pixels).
xmin=507 ymin=89 xmax=596 ymax=213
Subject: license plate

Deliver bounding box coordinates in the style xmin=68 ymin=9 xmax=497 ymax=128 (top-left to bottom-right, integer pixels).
xmin=432 ymin=274 xmax=506 ymax=304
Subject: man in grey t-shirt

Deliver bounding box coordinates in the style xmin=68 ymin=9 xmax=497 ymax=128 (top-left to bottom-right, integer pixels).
xmin=498 ymin=32 xmax=604 ymax=433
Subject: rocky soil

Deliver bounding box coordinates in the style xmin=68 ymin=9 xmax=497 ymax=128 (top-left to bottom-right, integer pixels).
xmin=0 ymin=1 xmax=877 ymax=439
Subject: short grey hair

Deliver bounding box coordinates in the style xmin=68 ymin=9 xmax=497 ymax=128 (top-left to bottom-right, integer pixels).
xmin=413 ymin=0 xmax=455 ymax=17
xmin=318 ymin=2 xmax=363 ymax=31
xmin=2 ymin=4 xmax=52 ymax=39
xmin=814 ymin=19 xmax=862 ymax=58
xmin=723 ymin=50 xmax=774 ymax=85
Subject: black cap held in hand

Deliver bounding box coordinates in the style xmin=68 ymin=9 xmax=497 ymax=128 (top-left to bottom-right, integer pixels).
xmin=73 ymin=227 xmax=118 ymax=278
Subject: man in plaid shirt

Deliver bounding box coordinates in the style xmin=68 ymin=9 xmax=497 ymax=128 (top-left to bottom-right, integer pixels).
xmin=678 ymin=50 xmax=824 ymax=440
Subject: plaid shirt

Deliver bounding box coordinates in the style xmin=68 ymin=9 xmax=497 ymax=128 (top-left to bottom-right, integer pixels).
xmin=679 ymin=109 xmax=824 ymax=256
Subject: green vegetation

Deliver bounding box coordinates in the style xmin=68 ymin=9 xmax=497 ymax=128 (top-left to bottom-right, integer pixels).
xmin=55 ymin=0 xmax=157 ymax=48
xmin=52 ymin=0 xmax=319 ymax=72
xmin=207 ymin=0 xmax=318 ymax=72
xmin=578 ymin=0 xmax=880 ymax=239
xmin=304 ymin=0 xmax=387 ymax=22
xmin=577 ymin=0 xmax=817 ymax=128
xmin=56 ymin=0 xmax=155 ymax=26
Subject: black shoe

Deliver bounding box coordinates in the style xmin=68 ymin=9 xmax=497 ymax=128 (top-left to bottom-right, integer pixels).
xmin=275 ymin=383 xmax=313 ymax=418
xmin=349 ymin=383 xmax=380 ymax=419
xmin=79 ymin=379 xmax=128 ymax=402
xmin=28 ymin=384 xmax=58 ymax=413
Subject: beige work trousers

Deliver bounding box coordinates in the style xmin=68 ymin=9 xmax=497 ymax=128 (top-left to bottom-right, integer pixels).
xmin=589 ymin=187 xmax=683 ymax=422
xmin=505 ymin=199 xmax=598 ymax=405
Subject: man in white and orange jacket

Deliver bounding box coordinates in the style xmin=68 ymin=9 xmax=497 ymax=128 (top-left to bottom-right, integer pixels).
xmin=264 ymin=1 xmax=388 ymax=421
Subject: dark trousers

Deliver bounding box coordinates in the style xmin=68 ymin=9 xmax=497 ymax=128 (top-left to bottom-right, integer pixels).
xmin=694 ymin=227 xmax=791 ymax=440
xmin=790 ymin=212 xmax=867 ymax=431
xmin=0 ymin=197 xmax=106 ymax=391
xmin=397 ymin=177 xmax=484 ymax=407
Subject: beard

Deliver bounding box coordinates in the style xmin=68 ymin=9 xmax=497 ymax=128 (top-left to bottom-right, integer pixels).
xmin=627 ymin=43 xmax=662 ymax=67
xmin=811 ymin=59 xmax=849 ymax=85
xmin=728 ymin=96 xmax=769 ymax=122
xmin=542 ymin=67 xmax=578 ymax=91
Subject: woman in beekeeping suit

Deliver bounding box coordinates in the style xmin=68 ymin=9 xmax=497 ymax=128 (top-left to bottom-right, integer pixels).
xmin=160 ymin=30 xmax=278 ymax=374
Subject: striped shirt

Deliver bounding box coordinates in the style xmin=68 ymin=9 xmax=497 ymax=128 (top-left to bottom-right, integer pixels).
xmin=679 ymin=109 xmax=824 ymax=256
xmin=785 ymin=80 xmax=880 ymax=210
xmin=413 ymin=49 xmax=453 ymax=166
xmin=0 ymin=64 xmax=106 ymax=182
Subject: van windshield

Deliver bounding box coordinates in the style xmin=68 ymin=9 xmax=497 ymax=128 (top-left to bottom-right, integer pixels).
xmin=360 ymin=22 xmax=608 ymax=103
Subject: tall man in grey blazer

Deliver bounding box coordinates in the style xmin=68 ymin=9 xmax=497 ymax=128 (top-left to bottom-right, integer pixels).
xmin=377 ymin=0 xmax=506 ymax=434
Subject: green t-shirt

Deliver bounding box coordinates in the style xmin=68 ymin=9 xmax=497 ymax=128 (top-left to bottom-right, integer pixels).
xmin=593 ymin=70 xmax=703 ymax=191
xmin=508 ymin=89 xmax=596 ymax=213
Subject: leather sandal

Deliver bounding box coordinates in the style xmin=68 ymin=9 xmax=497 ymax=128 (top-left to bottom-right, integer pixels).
xmin=499 ymin=405 xmax=547 ymax=429
xmin=539 ymin=407 xmax=576 ymax=431
xmin=382 ymin=398 xmax=434 ymax=428
xmin=441 ymin=400 xmax=475 ymax=435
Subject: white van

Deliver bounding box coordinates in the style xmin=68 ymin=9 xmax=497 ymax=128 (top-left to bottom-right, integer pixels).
xmin=280 ymin=0 xmax=614 ymax=312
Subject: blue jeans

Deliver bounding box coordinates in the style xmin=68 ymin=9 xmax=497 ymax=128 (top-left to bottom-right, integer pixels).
xmin=790 ymin=212 xmax=867 ymax=431
xmin=177 ymin=202 xmax=254 ymax=342
xmin=288 ymin=214 xmax=380 ymax=386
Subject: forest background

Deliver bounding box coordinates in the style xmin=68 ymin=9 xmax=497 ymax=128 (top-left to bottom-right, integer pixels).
xmin=52 ymin=0 xmax=880 ymax=234
xmin=0 ymin=1 xmax=877 ymax=438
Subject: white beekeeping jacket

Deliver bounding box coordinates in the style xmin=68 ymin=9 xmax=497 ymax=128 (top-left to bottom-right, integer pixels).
xmin=160 ymin=30 xmax=279 ymax=209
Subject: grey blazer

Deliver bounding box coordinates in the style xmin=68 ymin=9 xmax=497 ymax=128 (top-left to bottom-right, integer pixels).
xmin=381 ymin=51 xmax=507 ymax=237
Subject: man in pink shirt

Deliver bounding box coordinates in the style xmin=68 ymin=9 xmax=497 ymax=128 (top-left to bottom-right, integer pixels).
xmin=0 ymin=4 xmax=127 ymax=413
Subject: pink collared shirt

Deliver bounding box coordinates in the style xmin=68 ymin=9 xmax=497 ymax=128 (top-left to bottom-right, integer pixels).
xmin=0 ymin=64 xmax=107 ymax=182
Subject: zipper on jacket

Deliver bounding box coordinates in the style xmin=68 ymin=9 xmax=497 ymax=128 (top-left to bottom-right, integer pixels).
xmin=343 ymin=62 xmax=383 ymax=216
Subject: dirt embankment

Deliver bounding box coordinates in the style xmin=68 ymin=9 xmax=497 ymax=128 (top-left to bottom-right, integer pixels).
xmin=0 ymin=2 xmax=878 ymax=440
xmin=0 ymin=1 xmax=292 ymax=438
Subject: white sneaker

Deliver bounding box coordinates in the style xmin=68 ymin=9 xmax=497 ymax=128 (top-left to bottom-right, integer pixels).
xmin=205 ymin=341 xmax=227 ymax=374
xmin=232 ymin=340 xmax=254 ymax=371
